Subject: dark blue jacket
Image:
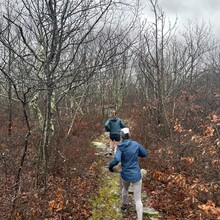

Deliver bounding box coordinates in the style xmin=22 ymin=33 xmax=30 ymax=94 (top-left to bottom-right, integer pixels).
xmin=109 ymin=139 xmax=147 ymax=182
xmin=104 ymin=117 xmax=125 ymax=134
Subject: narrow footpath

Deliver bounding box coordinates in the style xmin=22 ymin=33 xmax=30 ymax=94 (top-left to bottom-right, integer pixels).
xmin=89 ymin=132 xmax=163 ymax=220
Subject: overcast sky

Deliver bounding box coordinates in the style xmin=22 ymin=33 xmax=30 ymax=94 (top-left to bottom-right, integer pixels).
xmin=142 ymin=0 xmax=220 ymax=36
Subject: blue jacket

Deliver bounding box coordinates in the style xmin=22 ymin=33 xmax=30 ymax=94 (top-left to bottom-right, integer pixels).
xmin=109 ymin=139 xmax=147 ymax=182
xmin=104 ymin=117 xmax=125 ymax=134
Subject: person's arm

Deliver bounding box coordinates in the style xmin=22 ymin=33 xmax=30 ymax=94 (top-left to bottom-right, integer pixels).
xmin=138 ymin=144 xmax=147 ymax=157
xmin=104 ymin=119 xmax=110 ymax=132
xmin=109 ymin=149 xmax=122 ymax=172
xmin=120 ymin=119 xmax=125 ymax=128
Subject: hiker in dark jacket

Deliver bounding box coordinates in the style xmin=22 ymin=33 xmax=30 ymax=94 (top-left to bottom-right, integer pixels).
xmin=104 ymin=109 xmax=125 ymax=153
xmin=109 ymin=127 xmax=147 ymax=220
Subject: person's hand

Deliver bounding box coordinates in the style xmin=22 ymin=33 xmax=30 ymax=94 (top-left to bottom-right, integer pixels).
xmin=109 ymin=166 xmax=114 ymax=172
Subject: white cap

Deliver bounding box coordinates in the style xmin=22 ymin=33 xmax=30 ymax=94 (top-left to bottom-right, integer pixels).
xmin=121 ymin=127 xmax=130 ymax=134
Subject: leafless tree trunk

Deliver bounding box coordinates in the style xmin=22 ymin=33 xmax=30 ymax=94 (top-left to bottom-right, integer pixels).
xmin=181 ymin=20 xmax=215 ymax=92
xmin=0 ymin=65 xmax=32 ymax=219
xmin=1 ymin=0 xmax=140 ymax=188
xmin=135 ymin=0 xmax=177 ymax=129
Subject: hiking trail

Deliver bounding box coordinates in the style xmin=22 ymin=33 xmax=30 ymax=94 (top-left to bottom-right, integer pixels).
xmin=89 ymin=132 xmax=163 ymax=220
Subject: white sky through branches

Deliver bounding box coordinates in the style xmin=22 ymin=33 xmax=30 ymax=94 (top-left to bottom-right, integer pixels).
xmin=140 ymin=0 xmax=220 ymax=37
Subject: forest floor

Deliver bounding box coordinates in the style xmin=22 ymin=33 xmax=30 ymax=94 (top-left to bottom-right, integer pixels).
xmin=0 ymin=108 xmax=220 ymax=219
xmin=87 ymin=113 xmax=220 ymax=220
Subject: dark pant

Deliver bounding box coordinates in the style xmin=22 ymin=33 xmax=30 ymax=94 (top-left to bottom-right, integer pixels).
xmin=110 ymin=134 xmax=120 ymax=141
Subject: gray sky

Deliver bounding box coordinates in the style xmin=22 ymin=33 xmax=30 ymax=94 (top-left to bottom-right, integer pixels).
xmin=142 ymin=0 xmax=220 ymax=36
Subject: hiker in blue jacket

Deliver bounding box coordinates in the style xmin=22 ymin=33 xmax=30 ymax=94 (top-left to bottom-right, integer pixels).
xmin=109 ymin=127 xmax=147 ymax=220
xmin=104 ymin=109 xmax=125 ymax=153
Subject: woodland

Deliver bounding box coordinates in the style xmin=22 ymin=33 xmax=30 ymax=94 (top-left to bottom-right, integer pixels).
xmin=0 ymin=0 xmax=219 ymax=219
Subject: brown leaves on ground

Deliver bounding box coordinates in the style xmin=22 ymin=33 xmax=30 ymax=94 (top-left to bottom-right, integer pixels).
xmin=198 ymin=200 xmax=220 ymax=218
xmin=0 ymin=115 xmax=102 ymax=220
xmin=125 ymin=102 xmax=220 ymax=220
xmin=1 ymin=94 xmax=220 ymax=220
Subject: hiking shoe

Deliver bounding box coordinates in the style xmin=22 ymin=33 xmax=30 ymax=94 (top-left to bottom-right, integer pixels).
xmin=121 ymin=204 xmax=127 ymax=211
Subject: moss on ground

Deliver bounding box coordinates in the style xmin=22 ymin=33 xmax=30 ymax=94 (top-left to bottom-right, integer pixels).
xmin=89 ymin=167 xmax=122 ymax=220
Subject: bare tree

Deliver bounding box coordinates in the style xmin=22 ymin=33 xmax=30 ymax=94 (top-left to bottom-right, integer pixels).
xmin=135 ymin=0 xmax=177 ymax=125
xmin=180 ymin=19 xmax=215 ymax=91
xmin=0 ymin=0 xmax=141 ymax=189
xmin=0 ymin=57 xmax=33 ymax=220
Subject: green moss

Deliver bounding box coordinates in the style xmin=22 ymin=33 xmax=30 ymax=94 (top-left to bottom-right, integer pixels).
xmin=89 ymin=169 xmax=122 ymax=220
